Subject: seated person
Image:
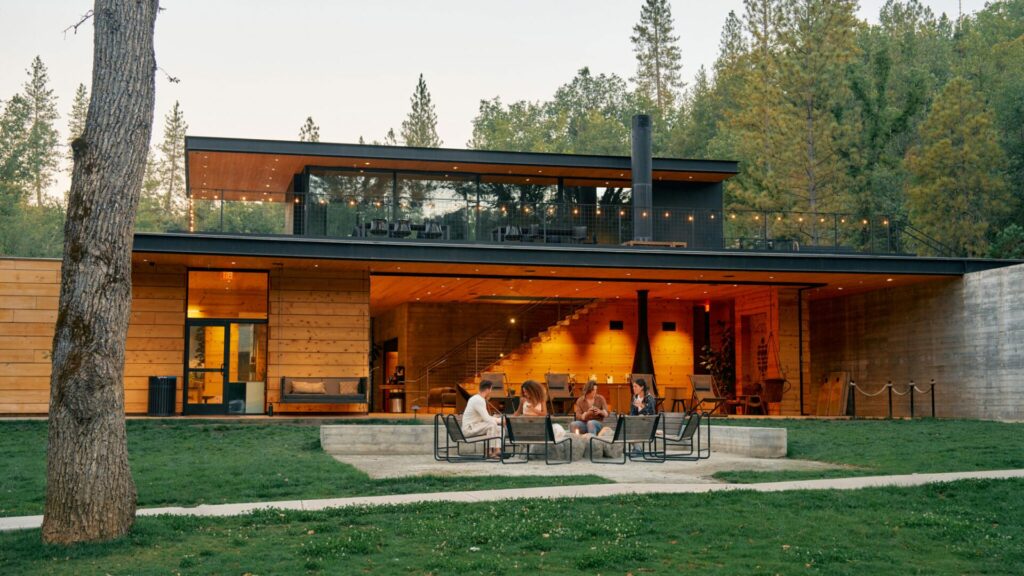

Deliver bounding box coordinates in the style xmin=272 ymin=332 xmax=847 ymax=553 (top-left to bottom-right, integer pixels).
xmin=514 ymin=379 xmax=566 ymax=440
xmin=570 ymin=379 xmax=609 ymax=435
xmin=461 ymin=379 xmax=503 ymax=458
xmin=630 ymin=378 xmax=657 ymax=416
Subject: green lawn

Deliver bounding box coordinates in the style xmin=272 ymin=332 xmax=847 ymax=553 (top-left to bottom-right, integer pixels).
xmin=2 ymin=478 xmax=1021 ymax=574
xmin=714 ymin=418 xmax=1024 ymax=483
xmin=0 ymin=419 xmax=607 ymax=517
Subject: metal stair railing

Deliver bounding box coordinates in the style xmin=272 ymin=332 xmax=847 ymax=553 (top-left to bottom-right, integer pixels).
xmin=410 ymin=298 xmax=594 ymax=392
xmin=894 ymin=220 xmax=958 ymax=257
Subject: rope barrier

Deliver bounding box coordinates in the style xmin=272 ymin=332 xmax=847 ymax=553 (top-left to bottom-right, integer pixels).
xmin=848 ymin=378 xmax=937 ymax=419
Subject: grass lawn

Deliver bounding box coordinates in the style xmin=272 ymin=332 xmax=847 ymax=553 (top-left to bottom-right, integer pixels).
xmin=2 ymin=478 xmax=1021 ymax=574
xmin=0 ymin=419 xmax=607 ymax=517
xmin=715 ymin=418 xmax=1024 ymax=483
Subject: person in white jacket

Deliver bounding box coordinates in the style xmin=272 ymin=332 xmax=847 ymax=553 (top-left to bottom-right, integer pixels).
xmin=462 ymin=379 xmax=503 ymax=458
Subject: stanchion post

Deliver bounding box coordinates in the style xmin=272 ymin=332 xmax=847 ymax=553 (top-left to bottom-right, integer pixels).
xmin=909 ymin=380 xmax=915 ymax=419
xmin=887 ymin=380 xmax=893 ymax=419
xmin=930 ymin=378 xmax=936 ymax=418
xmin=850 ymin=380 xmax=856 ymax=419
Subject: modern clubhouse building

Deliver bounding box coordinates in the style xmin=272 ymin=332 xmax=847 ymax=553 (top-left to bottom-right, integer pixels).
xmin=1 ymin=118 xmax=1022 ymax=420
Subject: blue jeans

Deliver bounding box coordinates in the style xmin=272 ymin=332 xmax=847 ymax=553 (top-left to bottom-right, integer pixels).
xmin=570 ymin=420 xmax=603 ymax=435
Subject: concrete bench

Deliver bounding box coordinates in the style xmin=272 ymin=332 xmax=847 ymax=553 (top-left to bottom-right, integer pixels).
xmin=321 ymin=423 xmax=787 ymax=459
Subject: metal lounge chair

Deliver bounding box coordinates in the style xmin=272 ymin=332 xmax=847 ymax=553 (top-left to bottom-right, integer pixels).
xmin=502 ymin=415 xmax=572 ymax=465
xmin=650 ymin=411 xmax=710 ymax=461
xmin=544 ymin=372 xmax=572 ymax=415
xmin=688 ymin=374 xmax=727 ymax=415
xmin=589 ymin=414 xmax=663 ymax=464
xmin=434 ymin=414 xmax=503 ymax=463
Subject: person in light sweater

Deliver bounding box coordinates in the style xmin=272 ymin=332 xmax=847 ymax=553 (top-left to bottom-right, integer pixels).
xmin=462 ymin=379 xmax=503 ymax=458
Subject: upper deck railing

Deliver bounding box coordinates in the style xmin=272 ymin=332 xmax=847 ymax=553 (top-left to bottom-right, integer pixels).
xmin=183 ymin=191 xmax=954 ymax=257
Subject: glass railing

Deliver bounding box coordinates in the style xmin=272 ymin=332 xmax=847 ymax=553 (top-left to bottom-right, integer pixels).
xmin=184 ymin=191 xmax=949 ymax=256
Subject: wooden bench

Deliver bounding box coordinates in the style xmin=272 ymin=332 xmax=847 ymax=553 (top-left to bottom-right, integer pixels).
xmin=269 ymin=376 xmax=368 ymax=415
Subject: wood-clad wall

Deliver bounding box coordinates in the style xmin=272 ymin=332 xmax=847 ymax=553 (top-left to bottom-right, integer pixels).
xmin=266 ymin=266 xmax=370 ymax=412
xmin=732 ymin=287 xmax=806 ymax=415
xmin=126 ymin=263 xmax=187 ymax=413
xmin=0 ymin=259 xmax=60 ymax=414
xmin=1 ymin=258 xmax=371 ymax=415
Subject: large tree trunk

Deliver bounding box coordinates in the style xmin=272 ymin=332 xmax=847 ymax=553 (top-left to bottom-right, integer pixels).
xmin=42 ymin=0 xmax=159 ymax=545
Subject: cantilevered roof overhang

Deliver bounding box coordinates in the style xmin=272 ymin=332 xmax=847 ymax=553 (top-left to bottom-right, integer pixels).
xmin=185 ymin=136 xmax=740 ymax=201
xmin=134 ymin=232 xmax=1013 ymax=280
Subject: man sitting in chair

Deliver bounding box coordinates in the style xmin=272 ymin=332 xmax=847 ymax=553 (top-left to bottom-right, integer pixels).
xmin=462 ymin=379 xmax=503 ymax=458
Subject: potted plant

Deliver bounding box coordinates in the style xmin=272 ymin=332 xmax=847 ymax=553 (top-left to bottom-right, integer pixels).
xmin=699 ymin=321 xmax=735 ymax=398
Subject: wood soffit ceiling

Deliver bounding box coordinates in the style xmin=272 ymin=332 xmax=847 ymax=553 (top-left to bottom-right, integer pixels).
xmin=134 ymin=252 xmax=954 ymax=313
xmin=187 ymin=150 xmax=736 ymax=200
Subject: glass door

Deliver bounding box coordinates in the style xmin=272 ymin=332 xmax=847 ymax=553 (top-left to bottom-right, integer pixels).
xmin=227 ymin=323 xmax=267 ymax=415
xmin=185 ymin=323 xmax=227 ymax=415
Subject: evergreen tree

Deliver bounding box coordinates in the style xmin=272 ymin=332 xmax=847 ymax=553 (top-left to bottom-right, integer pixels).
xmin=0 ymin=94 xmax=32 ymax=203
xmin=774 ymin=0 xmax=860 ymax=217
xmin=22 ymin=56 xmax=60 ymax=205
xmin=66 ymin=84 xmax=89 ymax=169
xmin=298 ymin=116 xmax=320 ymax=142
xmin=630 ymin=0 xmax=683 ymax=115
xmin=401 ymin=74 xmax=441 ymax=147
xmin=722 ymin=0 xmax=787 ymax=209
xmin=906 ymin=77 xmax=1014 ymax=256
xmin=156 ymin=101 xmax=187 ymax=214
xmin=670 ymin=66 xmax=716 ymax=158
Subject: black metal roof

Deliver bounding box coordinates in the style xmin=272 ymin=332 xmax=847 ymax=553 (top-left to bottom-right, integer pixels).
xmin=185 ymin=136 xmax=740 ymax=176
xmin=133 ymin=232 xmax=1016 ymax=277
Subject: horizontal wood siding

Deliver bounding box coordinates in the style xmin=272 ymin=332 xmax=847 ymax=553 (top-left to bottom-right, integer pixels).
xmin=0 ymin=259 xmax=60 ymax=413
xmin=267 ymin=267 xmax=370 ymax=413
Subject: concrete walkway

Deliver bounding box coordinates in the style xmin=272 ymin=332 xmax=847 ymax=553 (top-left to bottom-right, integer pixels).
xmin=3 ymin=469 xmax=1023 ymax=533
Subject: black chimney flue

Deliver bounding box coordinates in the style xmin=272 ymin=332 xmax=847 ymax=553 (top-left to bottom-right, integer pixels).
xmin=632 ymin=289 xmax=656 ymax=394
xmin=631 ymin=114 xmax=653 ymax=241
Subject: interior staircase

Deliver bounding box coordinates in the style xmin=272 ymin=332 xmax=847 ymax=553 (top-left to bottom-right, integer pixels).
xmin=460 ymin=299 xmax=604 ymax=387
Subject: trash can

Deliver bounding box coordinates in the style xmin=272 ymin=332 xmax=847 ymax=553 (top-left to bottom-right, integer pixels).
xmin=389 ymin=396 xmax=404 ymax=413
xmin=226 ymin=382 xmax=247 ymax=414
xmin=147 ymin=376 xmax=177 ymax=416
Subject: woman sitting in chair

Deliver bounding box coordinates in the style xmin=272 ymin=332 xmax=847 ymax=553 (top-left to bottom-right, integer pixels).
xmin=630 ymin=378 xmax=657 ymax=416
xmin=515 ymin=380 xmax=566 ymax=440
xmin=570 ymin=379 xmax=609 ymax=435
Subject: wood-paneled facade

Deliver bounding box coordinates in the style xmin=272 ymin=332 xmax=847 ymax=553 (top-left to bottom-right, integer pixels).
xmin=0 ymin=257 xmax=369 ymax=415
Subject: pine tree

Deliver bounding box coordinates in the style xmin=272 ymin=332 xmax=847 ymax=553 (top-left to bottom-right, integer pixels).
xmin=774 ymin=0 xmax=860 ymax=217
xmin=630 ymin=0 xmax=683 ymax=115
xmin=298 ymin=116 xmax=320 ymax=142
xmin=0 ymin=95 xmax=33 ymax=204
xmin=401 ymin=74 xmax=441 ymax=147
xmin=66 ymin=84 xmax=89 ymax=170
xmin=906 ymin=77 xmax=1014 ymax=256
xmin=22 ymin=56 xmax=60 ymax=205
xmin=156 ymin=101 xmax=187 ymax=215
xmin=721 ymin=0 xmax=787 ymax=209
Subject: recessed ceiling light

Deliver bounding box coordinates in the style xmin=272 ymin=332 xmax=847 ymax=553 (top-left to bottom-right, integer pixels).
xmin=886 ymin=278 xmax=893 ymax=282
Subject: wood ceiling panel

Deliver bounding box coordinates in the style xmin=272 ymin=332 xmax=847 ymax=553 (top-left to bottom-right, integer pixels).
xmin=134 ymin=252 xmax=953 ymax=315
xmin=187 ymin=151 xmax=733 ymax=197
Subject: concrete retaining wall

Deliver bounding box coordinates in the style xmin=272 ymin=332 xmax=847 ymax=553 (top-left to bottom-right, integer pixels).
xmin=321 ymin=423 xmax=788 ymax=459
xmin=810 ymin=262 xmax=1024 ymax=421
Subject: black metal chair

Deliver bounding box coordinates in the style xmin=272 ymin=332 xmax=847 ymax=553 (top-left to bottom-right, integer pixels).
xmin=589 ymin=414 xmax=663 ymax=464
xmin=420 ymin=220 xmax=443 ymax=239
xmin=434 ymin=414 xmax=503 ymax=463
xmin=502 ymin=415 xmax=572 ymax=465
xmin=650 ymin=411 xmax=710 ymax=461
xmin=493 ymin=225 xmax=522 ymax=242
xmin=391 ymin=219 xmax=412 ymax=238
xmin=368 ymin=218 xmax=389 ymax=237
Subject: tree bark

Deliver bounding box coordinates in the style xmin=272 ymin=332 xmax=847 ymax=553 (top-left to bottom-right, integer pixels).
xmin=42 ymin=0 xmax=159 ymax=545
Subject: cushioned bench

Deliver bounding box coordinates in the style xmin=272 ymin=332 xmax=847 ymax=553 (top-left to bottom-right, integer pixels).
xmin=270 ymin=376 xmax=368 ymax=414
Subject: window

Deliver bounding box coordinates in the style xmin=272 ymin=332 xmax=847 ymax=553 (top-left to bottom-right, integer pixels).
xmin=187 ymin=271 xmax=268 ymax=319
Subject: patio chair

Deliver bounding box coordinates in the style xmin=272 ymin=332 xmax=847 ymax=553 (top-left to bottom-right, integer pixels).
xmin=427 ymin=386 xmax=457 ymax=413
xmin=391 ymin=219 xmax=412 ymax=238
xmin=368 ymin=218 xmax=389 ymax=237
xmin=688 ymin=374 xmax=727 ymax=415
xmin=589 ymin=414 xmax=663 ymax=464
xmin=544 ymin=372 xmax=572 ymax=415
xmin=650 ymin=411 xmax=710 ymax=461
xmin=480 ymin=372 xmax=508 ymax=397
xmin=420 ymin=220 xmax=444 ymax=239
xmin=502 ymin=415 xmax=572 ymax=465
xmin=434 ymin=414 xmax=503 ymax=463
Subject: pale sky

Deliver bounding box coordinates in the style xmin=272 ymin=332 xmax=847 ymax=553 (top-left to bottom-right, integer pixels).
xmin=0 ymin=0 xmax=982 ymax=173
